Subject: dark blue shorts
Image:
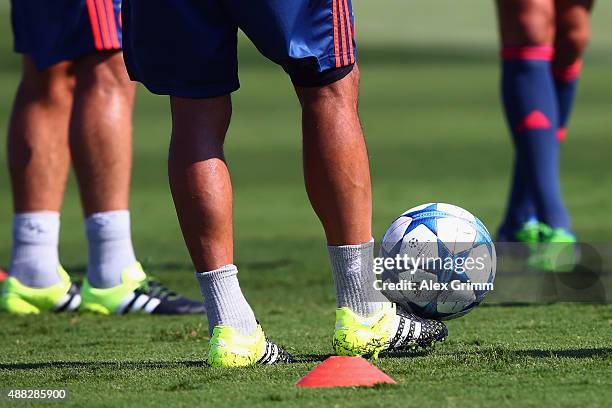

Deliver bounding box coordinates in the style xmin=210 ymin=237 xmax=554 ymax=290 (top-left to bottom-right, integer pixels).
xmin=11 ymin=0 xmax=122 ymax=70
xmin=122 ymin=0 xmax=357 ymax=98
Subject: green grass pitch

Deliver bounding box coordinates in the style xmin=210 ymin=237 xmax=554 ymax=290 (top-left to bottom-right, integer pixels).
xmin=0 ymin=1 xmax=611 ymax=406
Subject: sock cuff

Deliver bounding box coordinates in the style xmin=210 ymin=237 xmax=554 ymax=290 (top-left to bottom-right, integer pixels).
xmin=501 ymin=45 xmax=554 ymax=61
xmin=85 ymin=210 xmax=132 ymax=240
xmin=553 ymin=59 xmax=583 ymax=82
xmin=195 ymin=264 xmax=238 ymax=282
xmin=14 ymin=211 xmax=60 ymax=221
xmin=327 ymin=238 xmax=374 ymax=252
xmin=86 ymin=210 xmax=130 ymax=226
xmin=328 ymin=240 xmax=374 ymax=275
xmin=12 ymin=212 xmax=60 ymax=245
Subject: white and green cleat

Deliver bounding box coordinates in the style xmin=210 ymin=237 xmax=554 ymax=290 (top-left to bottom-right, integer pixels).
xmin=333 ymin=303 xmax=448 ymax=358
xmin=0 ymin=266 xmax=81 ymax=314
xmin=81 ymin=262 xmax=205 ymax=315
xmin=207 ymin=325 xmax=293 ymax=367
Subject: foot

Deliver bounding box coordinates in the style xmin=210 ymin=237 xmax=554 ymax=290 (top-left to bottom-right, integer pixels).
xmin=0 ymin=266 xmax=81 ymax=314
xmin=81 ymin=262 xmax=205 ymax=315
xmin=497 ymin=220 xmax=541 ymax=244
xmin=207 ymin=325 xmax=293 ymax=367
xmin=515 ymin=221 xmax=542 ymax=244
xmin=528 ymin=226 xmax=577 ymax=272
xmin=333 ymin=303 xmax=447 ymax=359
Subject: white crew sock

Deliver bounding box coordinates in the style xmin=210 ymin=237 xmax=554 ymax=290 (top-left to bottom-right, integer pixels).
xmin=85 ymin=210 xmax=138 ymax=288
xmin=195 ymin=264 xmax=258 ymax=337
xmin=9 ymin=212 xmax=62 ymax=288
xmin=328 ymin=239 xmax=387 ymax=317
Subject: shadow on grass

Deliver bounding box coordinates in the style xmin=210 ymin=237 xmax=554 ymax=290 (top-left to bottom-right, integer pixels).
xmin=0 ymin=360 xmax=207 ymax=370
xmin=514 ymin=348 xmax=612 ymax=359
xmin=290 ymin=349 xmax=435 ymax=363
xmin=3 ymin=348 xmax=608 ymax=371
xmin=444 ymin=347 xmax=612 ymax=360
xmin=380 ymin=349 xmax=435 ymax=358
xmin=292 ymin=354 xmax=331 ymax=363
xmin=479 ymin=302 xmax=536 ymax=308
xmin=1 ymin=355 xmax=330 ymax=370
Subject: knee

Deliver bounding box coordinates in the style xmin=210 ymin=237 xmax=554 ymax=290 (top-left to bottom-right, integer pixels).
xmin=19 ymin=60 xmax=75 ymax=107
xmin=500 ymin=0 xmax=555 ymax=46
xmin=77 ymin=52 xmax=135 ymax=101
xmin=557 ymin=24 xmax=591 ymax=58
xmin=296 ymin=65 xmax=360 ymax=111
xmin=170 ymin=95 xmax=232 ymax=155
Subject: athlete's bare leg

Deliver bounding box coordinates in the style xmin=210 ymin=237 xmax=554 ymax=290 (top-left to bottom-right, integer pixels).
xmin=69 ymin=51 xmax=136 ymax=216
xmin=8 ymin=58 xmax=74 ymax=213
xmin=296 ymin=67 xmax=372 ymax=246
xmin=497 ymin=0 xmax=556 ymax=46
xmin=168 ymin=68 xmax=370 ymax=271
xmin=168 ymin=95 xmax=233 ymax=272
xmin=553 ymin=0 xmax=593 ymax=69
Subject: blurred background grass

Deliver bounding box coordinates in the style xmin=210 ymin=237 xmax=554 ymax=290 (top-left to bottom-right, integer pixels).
xmin=0 ymin=3 xmax=610 ymax=406
xmin=0 ymin=1 xmax=611 ymax=271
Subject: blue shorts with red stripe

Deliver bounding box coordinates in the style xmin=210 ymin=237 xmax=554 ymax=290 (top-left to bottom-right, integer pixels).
xmin=11 ymin=0 xmax=122 ymax=70
xmin=122 ymin=0 xmax=357 ymax=98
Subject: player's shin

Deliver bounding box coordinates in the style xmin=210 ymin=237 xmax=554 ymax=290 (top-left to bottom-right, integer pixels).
xmin=298 ymin=67 xmax=372 ymax=247
xmin=297 ymin=69 xmax=383 ymax=314
xmin=168 ymin=96 xmax=234 ymax=272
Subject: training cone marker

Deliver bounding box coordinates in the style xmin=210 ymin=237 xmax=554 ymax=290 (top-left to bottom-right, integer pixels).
xmin=296 ymin=356 xmax=397 ymax=388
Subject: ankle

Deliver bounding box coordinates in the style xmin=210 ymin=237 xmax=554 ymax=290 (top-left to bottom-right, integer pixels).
xmin=9 ymin=212 xmax=62 ymax=288
xmin=85 ymin=210 xmax=137 ymax=288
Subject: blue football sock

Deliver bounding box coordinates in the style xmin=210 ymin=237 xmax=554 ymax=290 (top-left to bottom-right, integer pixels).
xmin=500 ymin=46 xmax=571 ymax=232
xmin=553 ymin=60 xmax=582 ymax=142
xmin=500 ymin=156 xmax=537 ymax=237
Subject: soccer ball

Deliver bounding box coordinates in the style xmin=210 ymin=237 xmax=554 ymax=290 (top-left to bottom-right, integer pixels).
xmin=378 ymin=203 xmax=496 ymax=320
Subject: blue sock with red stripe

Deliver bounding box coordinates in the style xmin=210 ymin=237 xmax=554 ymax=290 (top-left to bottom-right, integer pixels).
xmin=500 ymin=46 xmax=571 ymax=233
xmin=553 ymin=60 xmax=582 ymax=142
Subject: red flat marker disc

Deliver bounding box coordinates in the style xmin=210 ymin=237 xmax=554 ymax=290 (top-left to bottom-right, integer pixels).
xmin=296 ymin=356 xmax=396 ymax=388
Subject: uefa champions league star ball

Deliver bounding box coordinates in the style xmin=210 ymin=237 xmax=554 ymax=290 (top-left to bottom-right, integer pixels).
xmin=378 ymin=203 xmax=496 ymax=320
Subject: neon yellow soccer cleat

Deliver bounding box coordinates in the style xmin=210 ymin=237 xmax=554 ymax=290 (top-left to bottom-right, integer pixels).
xmin=81 ymin=262 xmax=205 ymax=315
xmin=333 ymin=303 xmax=448 ymax=359
xmin=81 ymin=262 xmax=146 ymax=315
xmin=0 ymin=266 xmax=81 ymax=314
xmin=207 ymin=325 xmax=293 ymax=367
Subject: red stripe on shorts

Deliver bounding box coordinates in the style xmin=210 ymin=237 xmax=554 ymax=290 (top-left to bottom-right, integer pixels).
xmin=104 ymin=0 xmax=121 ymax=48
xmin=338 ymin=0 xmax=348 ymax=66
xmin=343 ymin=0 xmax=354 ymax=64
xmin=86 ymin=0 xmax=104 ymax=49
xmin=94 ymin=0 xmax=112 ymax=49
xmin=332 ymin=0 xmax=341 ymax=67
